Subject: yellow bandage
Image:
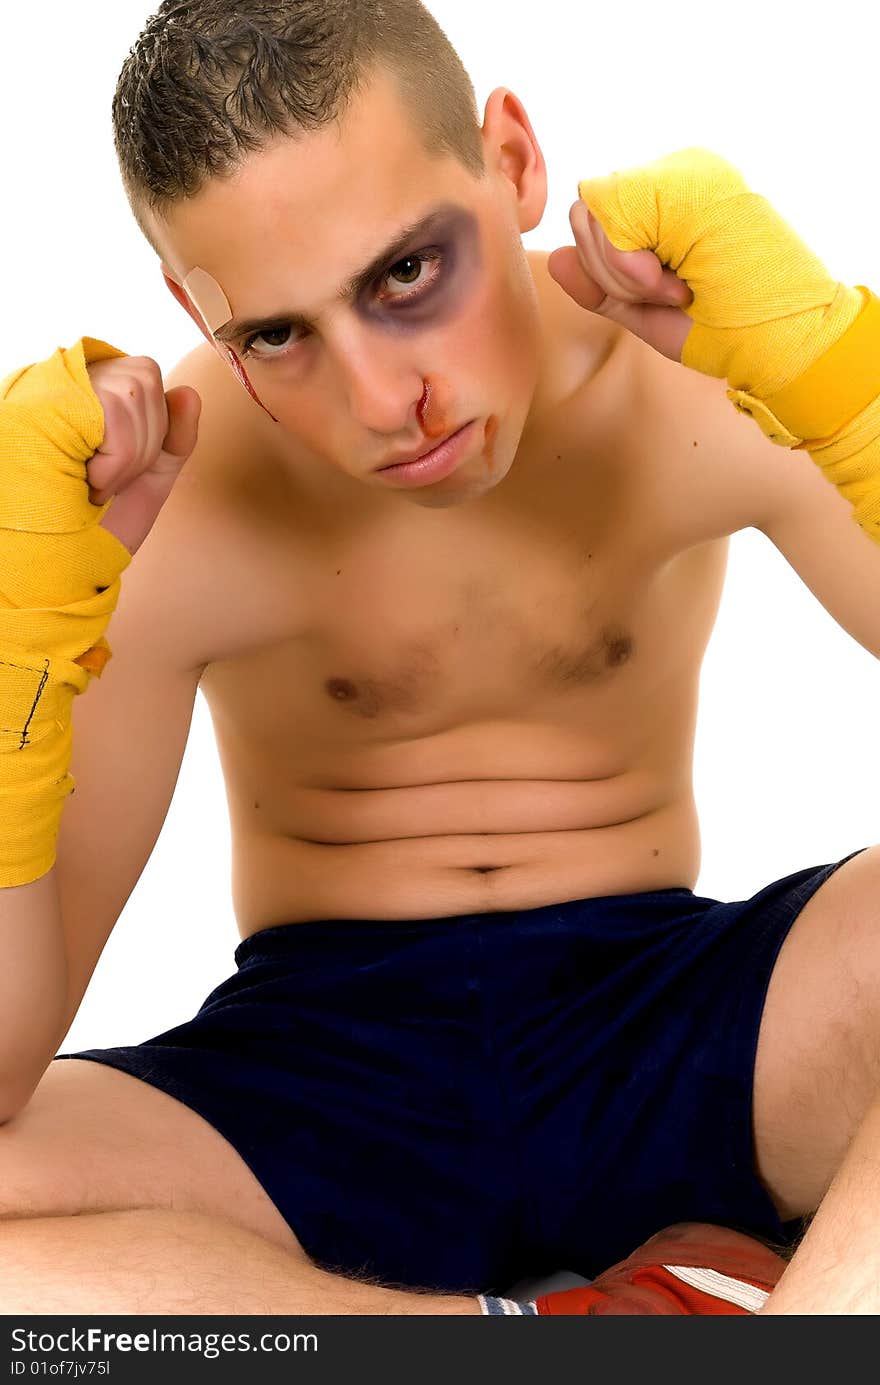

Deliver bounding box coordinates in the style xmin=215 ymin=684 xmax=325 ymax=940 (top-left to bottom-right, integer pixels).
xmin=0 ymin=338 xmax=132 ymax=887
xmin=578 ymin=148 xmax=880 ymax=541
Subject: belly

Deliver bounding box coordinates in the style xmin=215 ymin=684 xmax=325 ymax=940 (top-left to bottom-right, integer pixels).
xmin=226 ymin=748 xmax=703 ymax=933
xmin=230 ymin=798 xmax=701 ymax=931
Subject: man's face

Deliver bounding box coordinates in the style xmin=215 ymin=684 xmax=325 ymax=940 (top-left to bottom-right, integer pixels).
xmin=158 ymin=70 xmax=545 ymax=510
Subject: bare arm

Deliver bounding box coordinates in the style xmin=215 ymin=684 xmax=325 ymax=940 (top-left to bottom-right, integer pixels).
xmin=0 ymin=507 xmax=205 ymax=1119
xmin=0 ymin=345 xmax=203 ymax=1120
xmin=0 ymin=871 xmax=68 ymax=1122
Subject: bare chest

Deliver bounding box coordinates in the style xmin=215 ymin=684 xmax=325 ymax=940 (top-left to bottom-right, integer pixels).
xmin=195 ymin=435 xmax=728 ymax=789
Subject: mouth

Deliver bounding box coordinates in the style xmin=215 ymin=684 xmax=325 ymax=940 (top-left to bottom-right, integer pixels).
xmin=375 ymin=420 xmax=478 ymax=488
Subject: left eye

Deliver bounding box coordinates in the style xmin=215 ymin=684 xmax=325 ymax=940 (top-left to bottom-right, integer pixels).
xmin=381 ymin=252 xmax=439 ymax=298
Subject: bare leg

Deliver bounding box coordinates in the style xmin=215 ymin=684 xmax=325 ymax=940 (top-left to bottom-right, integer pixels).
xmin=759 ymin=1095 xmax=880 ymax=1314
xmin=0 ymin=1209 xmax=480 ymax=1316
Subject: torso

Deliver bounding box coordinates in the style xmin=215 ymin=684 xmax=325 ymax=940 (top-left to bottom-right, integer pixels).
xmin=165 ymin=253 xmax=761 ymax=938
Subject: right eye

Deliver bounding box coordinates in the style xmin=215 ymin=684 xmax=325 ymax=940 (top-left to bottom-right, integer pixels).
xmin=240 ymin=325 xmax=300 ymax=359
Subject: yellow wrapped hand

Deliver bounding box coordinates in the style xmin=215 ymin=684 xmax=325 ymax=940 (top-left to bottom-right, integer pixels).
xmin=0 ymin=338 xmax=132 ymax=887
xmin=561 ymin=147 xmax=880 ymax=540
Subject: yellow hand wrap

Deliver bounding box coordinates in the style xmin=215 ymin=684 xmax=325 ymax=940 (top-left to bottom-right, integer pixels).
xmin=0 ymin=338 xmax=132 ymax=888
xmin=578 ymin=148 xmax=880 ymax=541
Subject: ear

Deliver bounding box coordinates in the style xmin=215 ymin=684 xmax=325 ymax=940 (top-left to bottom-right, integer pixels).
xmin=480 ymin=88 xmax=548 ymax=234
xmin=161 ymin=263 xmax=215 ymax=345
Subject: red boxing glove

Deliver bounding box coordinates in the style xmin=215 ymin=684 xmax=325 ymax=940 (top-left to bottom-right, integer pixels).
xmin=536 ymin=1223 xmax=787 ymax=1316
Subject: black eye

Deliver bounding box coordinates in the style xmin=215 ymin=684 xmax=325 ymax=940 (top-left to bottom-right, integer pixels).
xmin=380 ymin=251 xmax=444 ymax=302
xmin=389 ymin=256 xmax=423 ymax=285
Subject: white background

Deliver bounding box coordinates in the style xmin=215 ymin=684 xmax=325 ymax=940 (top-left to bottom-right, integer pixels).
xmin=2 ymin=1 xmax=877 ymax=1052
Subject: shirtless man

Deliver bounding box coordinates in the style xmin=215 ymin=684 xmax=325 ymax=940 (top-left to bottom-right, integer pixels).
xmin=1 ymin=0 xmax=879 ymax=1317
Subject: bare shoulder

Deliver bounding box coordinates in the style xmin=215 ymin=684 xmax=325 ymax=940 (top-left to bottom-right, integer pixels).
xmin=610 ymin=329 xmax=810 ymax=554
xmin=529 ymin=249 xmax=789 ymax=553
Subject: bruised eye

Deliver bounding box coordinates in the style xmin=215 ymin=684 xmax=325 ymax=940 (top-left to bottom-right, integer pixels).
xmin=239 ymin=248 xmax=444 ymax=361
xmin=378 ymin=250 xmax=443 ymax=301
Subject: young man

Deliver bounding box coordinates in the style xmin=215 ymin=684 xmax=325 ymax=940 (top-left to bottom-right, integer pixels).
xmin=1 ymin=0 xmax=879 ymax=1315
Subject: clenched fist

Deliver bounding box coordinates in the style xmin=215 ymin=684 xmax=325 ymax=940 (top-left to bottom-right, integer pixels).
xmin=86 ymin=355 xmax=201 ymax=555
xmin=548 ymin=200 xmax=694 ymax=364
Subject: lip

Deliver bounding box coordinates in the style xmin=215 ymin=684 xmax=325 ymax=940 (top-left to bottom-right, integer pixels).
xmin=375 ymin=421 xmax=477 ymax=488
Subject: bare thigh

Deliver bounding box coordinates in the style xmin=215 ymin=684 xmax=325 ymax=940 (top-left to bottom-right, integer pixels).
xmin=753 ymin=844 xmax=880 ymax=1221
xmin=0 ymin=1057 xmax=306 ymax=1257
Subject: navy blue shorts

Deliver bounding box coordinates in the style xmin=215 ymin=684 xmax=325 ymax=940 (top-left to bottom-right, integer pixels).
xmin=56 ymin=848 xmax=866 ymax=1295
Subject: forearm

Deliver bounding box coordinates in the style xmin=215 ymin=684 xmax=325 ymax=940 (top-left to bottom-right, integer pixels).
xmin=730 ymin=282 xmax=880 ymax=546
xmin=0 ymin=867 xmax=69 ymax=1122
xmin=0 ymin=341 xmax=132 ymax=1119
xmin=801 ymin=380 xmax=880 ymax=545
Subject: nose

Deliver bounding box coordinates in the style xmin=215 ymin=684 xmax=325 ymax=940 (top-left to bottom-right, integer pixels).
xmin=332 ymin=327 xmax=425 ymax=436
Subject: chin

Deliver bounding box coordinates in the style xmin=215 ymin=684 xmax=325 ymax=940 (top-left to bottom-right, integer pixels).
xmin=404 ymin=461 xmax=513 ymax=510
xmin=404 ymin=489 xmax=475 ymax=510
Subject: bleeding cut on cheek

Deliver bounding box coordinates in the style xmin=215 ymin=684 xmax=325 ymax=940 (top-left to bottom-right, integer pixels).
xmin=222 ymin=345 xmax=279 ymax=422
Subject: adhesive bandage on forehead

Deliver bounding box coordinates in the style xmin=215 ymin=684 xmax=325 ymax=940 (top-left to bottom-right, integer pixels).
xmin=182 ymin=267 xmax=233 ymax=335
xmin=181 ymin=266 xmax=278 ymax=422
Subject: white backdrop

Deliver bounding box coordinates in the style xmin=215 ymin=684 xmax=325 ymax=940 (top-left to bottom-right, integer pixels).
xmin=2 ymin=1 xmax=877 ymax=1052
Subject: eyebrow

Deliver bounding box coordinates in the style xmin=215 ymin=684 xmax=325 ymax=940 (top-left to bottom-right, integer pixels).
xmin=213 ymin=204 xmax=460 ymax=344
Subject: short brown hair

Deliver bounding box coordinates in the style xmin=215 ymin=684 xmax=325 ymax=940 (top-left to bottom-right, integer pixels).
xmin=113 ymin=0 xmax=486 ymax=250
